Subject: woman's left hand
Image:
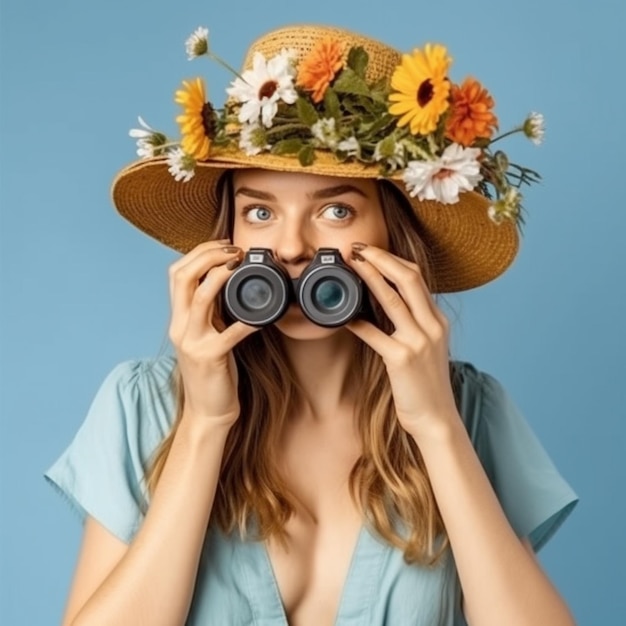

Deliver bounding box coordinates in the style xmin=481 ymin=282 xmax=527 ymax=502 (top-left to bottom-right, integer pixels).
xmin=345 ymin=243 xmax=460 ymax=438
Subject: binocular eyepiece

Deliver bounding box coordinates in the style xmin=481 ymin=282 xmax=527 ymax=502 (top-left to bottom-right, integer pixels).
xmin=223 ymin=248 xmax=363 ymax=327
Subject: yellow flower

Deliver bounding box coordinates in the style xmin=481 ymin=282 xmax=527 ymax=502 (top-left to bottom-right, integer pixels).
xmin=175 ymin=77 xmax=214 ymax=160
xmin=296 ymin=37 xmax=345 ymax=103
xmin=388 ymin=44 xmax=452 ymax=135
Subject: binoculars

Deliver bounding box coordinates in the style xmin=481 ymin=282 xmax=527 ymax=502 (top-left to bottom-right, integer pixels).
xmin=223 ymin=248 xmax=364 ymax=327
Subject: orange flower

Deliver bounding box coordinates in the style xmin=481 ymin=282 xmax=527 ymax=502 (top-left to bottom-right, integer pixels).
xmin=445 ymin=77 xmax=498 ymax=146
xmin=297 ymin=38 xmax=345 ymax=103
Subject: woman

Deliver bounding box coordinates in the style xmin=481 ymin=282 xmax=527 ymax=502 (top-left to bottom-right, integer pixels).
xmin=45 ymin=24 xmax=578 ymax=625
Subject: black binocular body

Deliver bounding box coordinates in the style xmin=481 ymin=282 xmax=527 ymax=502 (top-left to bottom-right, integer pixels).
xmin=223 ymin=248 xmax=364 ymax=327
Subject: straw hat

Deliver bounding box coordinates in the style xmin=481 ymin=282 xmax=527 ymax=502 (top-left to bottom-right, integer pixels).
xmin=112 ymin=24 xmax=542 ymax=293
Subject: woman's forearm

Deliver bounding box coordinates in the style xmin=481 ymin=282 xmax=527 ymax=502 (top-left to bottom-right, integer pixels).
xmin=411 ymin=418 xmax=576 ymax=626
xmin=71 ymin=415 xmax=231 ymax=626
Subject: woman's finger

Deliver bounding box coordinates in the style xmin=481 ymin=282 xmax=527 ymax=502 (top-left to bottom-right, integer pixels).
xmin=386 ymin=253 xmax=448 ymax=325
xmin=168 ymin=238 xmax=230 ymax=274
xmin=167 ymin=239 xmax=232 ymax=303
xmin=347 ymin=249 xmax=425 ymax=336
xmin=219 ymin=319 xmax=261 ymax=350
xmin=345 ymin=318 xmax=400 ymax=360
xmin=185 ymin=261 xmax=241 ymax=338
xmin=168 ymin=245 xmax=241 ymax=344
xmin=348 ymin=245 xmax=443 ymax=335
xmin=169 ymin=246 xmax=241 ymax=311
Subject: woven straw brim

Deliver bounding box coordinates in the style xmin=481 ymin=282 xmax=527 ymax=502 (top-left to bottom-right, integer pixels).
xmin=111 ymin=150 xmax=518 ymax=293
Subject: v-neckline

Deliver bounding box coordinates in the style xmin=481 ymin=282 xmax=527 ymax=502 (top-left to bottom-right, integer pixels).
xmin=244 ymin=524 xmax=385 ymax=625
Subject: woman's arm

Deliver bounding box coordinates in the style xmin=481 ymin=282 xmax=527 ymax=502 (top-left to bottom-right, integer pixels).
xmin=412 ymin=420 xmax=576 ymax=626
xmin=65 ymin=241 xmax=253 ymax=626
xmin=65 ymin=417 xmax=231 ymax=626
xmin=345 ymin=243 xmax=576 ymax=626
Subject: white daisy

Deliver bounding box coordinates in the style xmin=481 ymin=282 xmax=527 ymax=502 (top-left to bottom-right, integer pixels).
xmin=337 ymin=136 xmax=360 ymax=158
xmin=488 ymin=187 xmax=522 ymax=224
xmin=403 ymin=143 xmax=482 ymax=204
xmin=311 ymin=118 xmax=339 ymax=150
xmin=226 ymin=50 xmax=298 ymax=128
xmin=239 ymin=123 xmax=270 ymax=156
xmin=523 ymin=112 xmax=545 ymax=145
xmin=128 ymin=116 xmax=167 ymax=158
xmin=185 ymin=27 xmax=209 ymax=60
xmin=166 ymin=148 xmax=196 ymax=182
xmin=374 ymin=139 xmax=406 ymax=172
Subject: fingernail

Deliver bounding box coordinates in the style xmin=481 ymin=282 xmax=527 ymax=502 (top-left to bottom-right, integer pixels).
xmin=223 ymin=246 xmax=241 ymax=254
xmin=351 ymin=251 xmax=365 ymax=262
xmin=226 ymin=258 xmax=242 ymax=270
xmin=351 ymin=242 xmax=367 ymax=252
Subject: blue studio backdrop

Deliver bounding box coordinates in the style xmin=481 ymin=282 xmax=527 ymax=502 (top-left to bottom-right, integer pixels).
xmin=1 ymin=0 xmax=624 ymax=624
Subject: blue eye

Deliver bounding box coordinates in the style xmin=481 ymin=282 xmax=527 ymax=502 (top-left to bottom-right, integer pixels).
xmin=323 ymin=204 xmax=354 ymax=220
xmin=245 ymin=207 xmax=272 ymax=223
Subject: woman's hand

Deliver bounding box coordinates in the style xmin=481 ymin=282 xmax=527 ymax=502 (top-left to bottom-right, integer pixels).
xmin=345 ymin=243 xmax=460 ymax=439
xmin=168 ymin=239 xmax=258 ymax=428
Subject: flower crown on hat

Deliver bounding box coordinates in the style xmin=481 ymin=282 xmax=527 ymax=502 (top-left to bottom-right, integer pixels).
xmin=129 ymin=26 xmax=544 ymax=227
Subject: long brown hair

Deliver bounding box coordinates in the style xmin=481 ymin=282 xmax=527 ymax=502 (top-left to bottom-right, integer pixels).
xmin=144 ymin=174 xmax=460 ymax=565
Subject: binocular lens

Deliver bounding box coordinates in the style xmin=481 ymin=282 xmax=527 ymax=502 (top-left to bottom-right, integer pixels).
xmin=312 ymin=279 xmax=346 ymax=312
xmin=223 ymin=252 xmax=291 ymax=325
xmin=239 ymin=277 xmax=273 ymax=311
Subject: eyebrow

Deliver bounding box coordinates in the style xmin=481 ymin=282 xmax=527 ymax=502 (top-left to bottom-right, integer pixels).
xmin=234 ymin=184 xmax=369 ymax=201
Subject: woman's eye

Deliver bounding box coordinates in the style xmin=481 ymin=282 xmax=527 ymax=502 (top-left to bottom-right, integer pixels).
xmin=245 ymin=207 xmax=272 ymax=223
xmin=322 ymin=204 xmax=354 ymax=221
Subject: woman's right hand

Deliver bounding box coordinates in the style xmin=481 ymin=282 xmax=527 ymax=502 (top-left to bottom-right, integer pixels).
xmin=168 ymin=239 xmax=258 ymax=429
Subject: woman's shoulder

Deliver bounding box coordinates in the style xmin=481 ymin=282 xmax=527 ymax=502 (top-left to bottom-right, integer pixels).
xmin=449 ymin=358 xmax=499 ymax=397
xmin=92 ymin=355 xmax=179 ymax=437
xmin=449 ymin=359 xmax=518 ymax=431
xmin=43 ymin=355 xmax=180 ymax=542
xmin=450 ymin=358 xmax=495 ymax=385
xmin=103 ymin=354 xmax=178 ymax=390
xmin=449 ymin=359 xmax=579 ymax=550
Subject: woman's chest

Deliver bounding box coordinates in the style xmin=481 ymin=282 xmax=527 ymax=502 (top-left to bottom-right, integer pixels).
xmin=265 ymin=500 xmax=363 ymax=626
xmin=267 ymin=424 xmax=365 ymax=625
xmin=189 ymin=523 xmax=460 ymax=626
xmin=187 ymin=421 xmax=461 ymax=625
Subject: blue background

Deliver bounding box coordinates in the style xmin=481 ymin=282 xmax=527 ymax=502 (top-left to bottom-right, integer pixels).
xmin=1 ymin=0 xmax=624 ymax=623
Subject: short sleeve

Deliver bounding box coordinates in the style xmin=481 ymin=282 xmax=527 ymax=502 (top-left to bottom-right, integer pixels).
xmin=455 ymin=362 xmax=578 ymax=552
xmin=43 ymin=357 xmax=177 ymax=544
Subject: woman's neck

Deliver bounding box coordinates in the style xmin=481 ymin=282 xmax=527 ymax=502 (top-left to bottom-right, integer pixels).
xmin=281 ymin=330 xmax=359 ymax=424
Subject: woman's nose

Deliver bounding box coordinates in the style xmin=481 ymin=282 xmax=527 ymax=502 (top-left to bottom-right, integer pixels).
xmin=273 ymin=221 xmax=316 ymax=268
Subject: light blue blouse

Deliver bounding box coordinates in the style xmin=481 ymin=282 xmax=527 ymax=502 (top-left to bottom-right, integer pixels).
xmin=44 ymin=357 xmax=578 ymax=625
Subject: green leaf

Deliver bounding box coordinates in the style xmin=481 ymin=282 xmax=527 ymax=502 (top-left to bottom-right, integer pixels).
xmin=363 ymin=113 xmax=396 ymax=138
xmin=404 ymin=139 xmax=432 ymax=160
xmin=276 ymin=101 xmax=299 ymax=119
xmin=377 ymin=135 xmax=396 ymax=159
xmin=343 ymin=97 xmax=377 ymax=117
xmin=323 ymin=88 xmax=341 ymax=120
xmin=369 ymin=76 xmax=391 ymax=103
xmin=296 ymin=97 xmax=319 ymax=127
xmin=353 ymin=94 xmax=378 ymax=115
xmin=347 ymin=46 xmax=369 ymax=79
xmin=333 ymin=68 xmax=371 ymax=97
xmin=298 ymin=144 xmax=316 ymax=166
xmin=343 ymin=99 xmax=361 ymax=116
xmin=371 ymin=76 xmax=390 ymax=92
xmin=271 ymin=139 xmax=305 ymax=155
